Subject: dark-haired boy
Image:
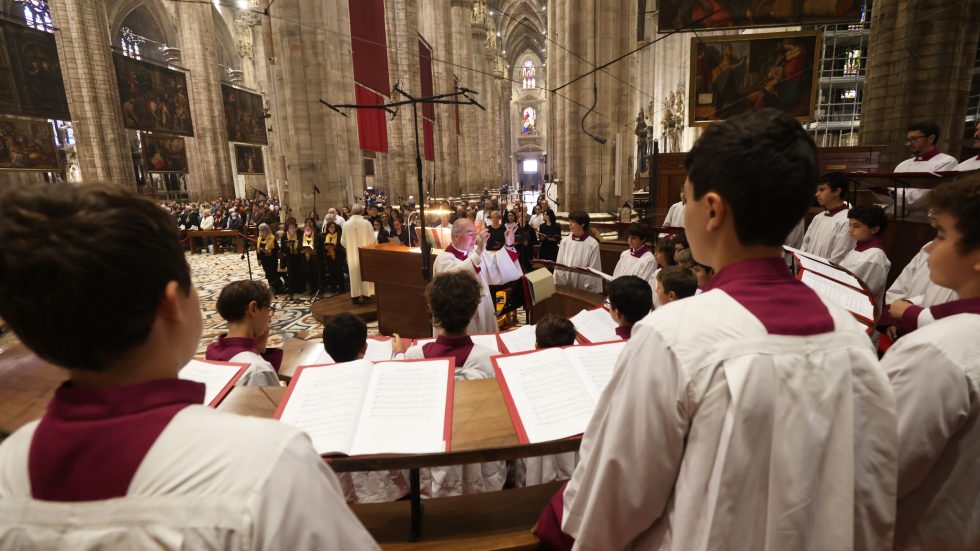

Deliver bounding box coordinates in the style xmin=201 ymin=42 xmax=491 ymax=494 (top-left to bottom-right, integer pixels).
xmin=537 ymin=109 xmax=895 ymax=550
xmin=611 ymin=223 xmax=657 ymax=287
xmin=607 ymin=275 xmax=652 ymax=339
xmin=534 ymin=314 xmax=577 ymax=349
xmin=801 ymin=171 xmax=853 ymax=263
xmin=321 ymin=312 xmax=368 ymax=362
xmin=881 ymin=177 xmax=980 ymax=550
xmin=206 ymin=280 xmax=282 ymax=387
xmin=0 ymin=184 xmax=376 ymax=548
xmin=655 ymin=265 xmax=698 ymax=306
xmin=839 ymin=205 xmax=891 ymax=311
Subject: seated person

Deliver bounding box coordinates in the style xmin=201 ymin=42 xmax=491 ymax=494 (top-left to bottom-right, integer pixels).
xmin=608 ymin=276 xmax=653 ymax=339
xmin=881 ymin=241 xmax=958 ymax=338
xmin=675 ymin=248 xmax=694 ymax=270
xmin=655 ymin=265 xmax=699 ymax=306
xmin=612 ymin=223 xmax=657 ymax=286
xmin=555 ymin=211 xmax=602 ymax=293
xmin=322 ymin=312 xmax=368 ymax=362
xmin=672 ymin=232 xmax=689 ymax=252
xmin=839 ymin=205 xmax=891 ymax=313
xmin=0 ymin=183 xmax=374 ymax=548
xmin=535 ymin=314 xmax=577 ymax=349
xmin=206 ymin=280 xmax=282 ymax=387
xmin=392 ymin=271 xmax=505 ymax=497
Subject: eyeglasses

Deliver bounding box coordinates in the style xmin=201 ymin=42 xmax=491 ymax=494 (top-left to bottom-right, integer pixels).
xmin=905 ymin=135 xmax=927 ymax=144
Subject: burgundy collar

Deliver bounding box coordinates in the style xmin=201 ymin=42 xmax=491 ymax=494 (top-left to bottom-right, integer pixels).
xmin=422 ymin=334 xmax=475 ymax=367
xmin=630 ymin=245 xmax=650 ymax=258
xmin=929 ymin=297 xmax=980 ymax=320
xmin=614 ymin=325 xmax=632 ymax=340
xmin=823 ymin=202 xmax=848 ymax=217
xmin=445 ymin=244 xmax=468 ymax=261
xmin=854 ymin=237 xmax=885 ymax=253
xmin=571 ymin=232 xmax=589 ymax=242
xmin=915 ymin=148 xmax=941 ymax=162
xmin=975 ymin=154 xmax=980 ymax=161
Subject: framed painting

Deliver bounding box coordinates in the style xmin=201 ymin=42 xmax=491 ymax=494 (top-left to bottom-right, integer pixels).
xmin=142 ymin=132 xmax=188 ymax=173
xmin=234 ymin=144 xmax=265 ymax=175
xmin=659 ymin=0 xmax=862 ymax=32
xmin=222 ymin=85 xmax=268 ymax=145
xmin=0 ymin=116 xmax=59 ymax=171
xmin=689 ymin=31 xmax=820 ymax=126
xmin=113 ymin=53 xmax=194 ymax=136
xmin=0 ymin=20 xmax=70 ymax=119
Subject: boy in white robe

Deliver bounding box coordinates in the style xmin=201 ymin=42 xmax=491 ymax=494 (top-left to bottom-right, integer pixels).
xmin=659 ymin=189 xmax=686 ymax=238
xmin=801 ymin=171 xmax=853 ymax=263
xmin=432 ymin=218 xmax=523 ymax=334
xmin=881 ymin=177 xmax=980 ymax=551
xmin=839 ymin=205 xmax=891 ymax=313
xmin=654 ymin=265 xmax=698 ymax=306
xmin=535 ymin=109 xmax=897 ymax=551
xmin=205 ymin=280 xmax=282 ymax=387
xmin=607 ymin=275 xmax=653 ymax=339
xmin=0 ymin=183 xmax=376 ymax=549
xmin=392 ymin=271 xmax=505 ymax=497
xmin=555 ymin=211 xmax=602 ymax=293
xmin=954 ymin=125 xmax=980 ymax=172
xmin=880 ymin=242 xmax=958 ymax=338
xmin=611 ymin=222 xmax=657 ymax=292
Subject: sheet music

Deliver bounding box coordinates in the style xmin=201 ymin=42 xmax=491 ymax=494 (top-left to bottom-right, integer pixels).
xmin=178 ymin=359 xmax=243 ymax=406
xmin=795 ymin=255 xmax=862 ymax=288
xmin=363 ymin=337 xmax=394 ymax=362
xmin=297 ymin=344 xmax=334 ymax=367
xmin=349 ymin=360 xmax=450 ymax=455
xmin=566 ymin=341 xmax=627 ymax=399
xmin=800 ymin=271 xmax=874 ymax=320
xmin=498 ymin=324 xmax=538 ymax=353
xmin=585 ymin=267 xmax=614 ymax=282
xmin=276 ymin=360 xmax=373 ymax=455
xmin=783 ymin=245 xmax=833 ymax=265
xmin=570 ymin=308 xmax=620 ymax=343
xmin=470 ymin=333 xmax=501 ymax=353
xmin=495 ymin=348 xmax=597 ymax=443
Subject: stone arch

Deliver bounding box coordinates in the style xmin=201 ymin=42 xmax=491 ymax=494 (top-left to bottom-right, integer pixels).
xmin=108 ymin=0 xmax=179 ymax=55
xmin=211 ymin=5 xmax=242 ymax=72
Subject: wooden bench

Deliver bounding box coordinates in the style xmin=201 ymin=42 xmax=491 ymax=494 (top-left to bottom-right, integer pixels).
xmin=185 ymin=229 xmax=244 ymax=254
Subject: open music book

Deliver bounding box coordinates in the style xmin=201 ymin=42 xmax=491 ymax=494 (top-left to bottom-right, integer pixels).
xmin=497 ymin=324 xmax=538 ymax=354
xmin=784 ymin=246 xmax=863 ymax=288
xmin=784 ymin=246 xmax=875 ymax=322
xmin=178 ymin=359 xmax=249 ymax=407
xmin=275 ymin=358 xmax=455 ymax=456
xmin=493 ymin=341 xmax=628 ymax=444
xmin=363 ymin=335 xmax=395 ymax=362
xmin=570 ymin=307 xmax=621 ymax=344
xmin=585 ymin=266 xmax=615 ymax=282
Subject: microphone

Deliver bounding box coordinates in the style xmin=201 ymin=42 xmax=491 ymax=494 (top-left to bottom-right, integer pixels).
xmin=312 ymin=184 xmax=321 ymax=194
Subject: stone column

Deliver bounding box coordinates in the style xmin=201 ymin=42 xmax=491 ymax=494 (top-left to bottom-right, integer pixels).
xmin=860 ymin=0 xmax=980 ymax=169
xmin=450 ymin=0 xmax=475 ymax=194
xmin=470 ymin=13 xmax=490 ymax=191
xmin=419 ymin=0 xmax=459 ymax=199
xmin=385 ymin=0 xmax=422 ymax=203
xmin=174 ymin=1 xmax=235 ymax=199
xmin=47 ymin=0 xmax=134 ymax=187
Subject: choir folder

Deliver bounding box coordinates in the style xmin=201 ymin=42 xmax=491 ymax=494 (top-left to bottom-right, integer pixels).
xmin=178 ymin=359 xmax=249 ymax=407
xmin=275 ymin=358 xmax=455 ymax=456
xmin=493 ymin=341 xmax=627 ymax=444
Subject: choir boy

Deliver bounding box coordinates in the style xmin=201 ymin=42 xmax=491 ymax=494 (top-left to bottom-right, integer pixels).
xmin=611 ymin=223 xmax=657 ymax=289
xmin=838 ymin=205 xmax=891 ymax=312
xmin=691 ymin=259 xmax=715 ymax=290
xmin=674 ymin=247 xmax=694 ymax=270
xmin=534 ymin=314 xmax=577 ymax=349
xmin=889 ymin=121 xmax=959 ymax=214
xmin=954 ymin=125 xmax=980 ymax=172
xmin=659 ymin=189 xmax=686 ymax=238
xmin=801 ymin=171 xmax=853 ymax=263
xmin=555 ymin=211 xmax=603 ymax=293
xmin=654 ymin=265 xmax=698 ymax=306
xmin=882 ymin=177 xmax=980 ymax=551
xmin=535 ymin=109 xmax=896 ymax=551
xmin=0 ymin=183 xmax=376 ymax=548
xmin=392 ymin=271 xmax=505 ymax=497
xmin=206 ymin=280 xmax=282 ymax=387
xmin=881 ymin=242 xmax=958 ymax=337
xmin=321 ymin=312 xmax=368 ymax=362
xmin=607 ymin=276 xmax=653 ymax=339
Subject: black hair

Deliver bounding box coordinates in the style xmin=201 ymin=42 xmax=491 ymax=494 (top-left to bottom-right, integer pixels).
xmin=626 ymin=222 xmax=650 ymax=241
xmin=908 ymin=121 xmax=941 ymax=143
xmin=427 ymin=271 xmax=481 ymax=333
xmin=684 ymin=108 xmax=818 ymax=246
xmin=656 ymin=240 xmax=677 ymax=266
xmin=216 ymin=280 xmax=273 ymax=322
xmin=656 ymin=266 xmax=698 ymax=300
xmin=545 ymin=209 xmax=557 ymax=225
xmin=847 ymin=205 xmax=888 ymax=235
xmin=928 ymin=178 xmax=980 ymax=254
xmin=535 ymin=314 xmax=577 ymax=349
xmin=568 ymin=211 xmax=590 ymax=231
xmin=321 ymin=313 xmax=368 ymax=362
xmin=608 ymin=276 xmax=653 ymax=324
xmin=819 ymin=171 xmax=849 ymax=197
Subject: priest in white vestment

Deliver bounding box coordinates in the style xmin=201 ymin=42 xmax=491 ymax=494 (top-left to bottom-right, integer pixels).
xmin=340 ymin=204 xmax=377 ymax=304
xmin=555 ymin=211 xmax=602 ymax=293
xmin=432 ymin=218 xmax=523 ymax=334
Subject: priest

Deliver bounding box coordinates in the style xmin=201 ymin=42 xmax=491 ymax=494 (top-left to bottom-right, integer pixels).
xmin=340 ymin=204 xmax=377 ymax=305
xmin=433 ymin=218 xmax=523 ymax=334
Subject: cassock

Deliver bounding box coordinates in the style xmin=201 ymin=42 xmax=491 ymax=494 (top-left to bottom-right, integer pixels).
xmin=801 ymin=202 xmax=853 ymax=264
xmin=0 ymin=379 xmax=378 ymax=549
xmin=340 ymin=214 xmax=377 ymax=298
xmin=955 ymin=153 xmax=980 ymax=172
xmin=839 ymin=237 xmax=891 ymax=313
xmin=885 ymin=150 xmax=959 ymax=213
xmin=433 ymin=245 xmax=523 ymax=334
xmin=545 ymin=258 xmax=897 ymax=551
xmin=784 ymin=217 xmax=805 ymax=249
xmin=555 ymin=235 xmax=602 ymax=293
xmin=612 ymin=245 xmax=658 ymax=293
xmin=884 ymin=242 xmax=958 ymax=331
xmin=205 ymin=334 xmax=282 ymax=387
xmin=659 ymin=200 xmax=685 ymax=238
xmin=882 ymin=298 xmax=980 ymax=551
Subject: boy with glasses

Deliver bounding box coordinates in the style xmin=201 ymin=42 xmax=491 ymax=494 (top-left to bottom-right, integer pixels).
xmin=206 ymin=280 xmax=282 ymax=386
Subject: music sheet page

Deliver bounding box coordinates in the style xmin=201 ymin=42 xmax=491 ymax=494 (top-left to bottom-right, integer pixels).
xmin=178 ymin=359 xmax=243 ymax=406
xmin=800 ymin=271 xmax=874 ymax=320
xmin=565 ymin=341 xmax=627 ymax=400
xmin=363 ymin=337 xmax=395 ymax=362
xmin=796 ymin=255 xmax=863 ymax=288
xmin=495 ymin=348 xmax=597 ymax=443
xmin=277 ymin=360 xmax=373 ymax=455
xmin=349 ymin=359 xmax=451 ymax=455
xmin=499 ymin=324 xmax=538 ymax=353
xmin=470 ymin=333 xmax=501 ymax=353
xmin=570 ymin=308 xmax=620 ymax=343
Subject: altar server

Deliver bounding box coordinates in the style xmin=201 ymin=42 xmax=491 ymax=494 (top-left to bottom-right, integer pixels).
xmin=881 ymin=242 xmax=957 ymax=336
xmin=340 ymin=204 xmax=377 ymax=305
xmin=554 ymin=211 xmax=602 ymax=293
xmin=654 ymin=265 xmax=698 ymax=306
xmin=433 ymin=218 xmax=523 ymax=334
xmin=206 ymin=280 xmax=282 ymax=387
xmin=0 ymin=183 xmax=376 ymax=549
xmin=534 ymin=314 xmax=577 ymax=349
xmin=607 ymin=275 xmax=653 ymax=339
xmin=801 ymin=171 xmax=853 ymax=263
xmin=611 ymin=223 xmax=657 ymax=290
xmin=955 ymin=125 xmax=980 ymax=172
xmin=839 ymin=205 xmax=891 ymax=312
xmin=536 ymin=109 xmax=896 ymax=551
xmin=882 ymin=178 xmax=980 ymax=551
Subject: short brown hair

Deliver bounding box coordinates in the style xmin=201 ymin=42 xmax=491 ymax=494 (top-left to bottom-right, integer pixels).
xmin=657 ymin=266 xmax=698 ymax=299
xmin=322 ymin=313 xmax=367 ymax=362
xmin=0 ymin=183 xmax=191 ymax=370
xmin=216 ymin=280 xmax=273 ymax=322
xmin=535 ymin=314 xmax=576 ymax=348
xmin=928 ymin=176 xmax=980 ymax=253
xmin=427 ymin=271 xmax=481 ymax=333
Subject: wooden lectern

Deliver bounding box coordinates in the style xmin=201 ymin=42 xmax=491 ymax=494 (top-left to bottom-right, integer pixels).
xmin=359 ymin=243 xmax=436 ymax=338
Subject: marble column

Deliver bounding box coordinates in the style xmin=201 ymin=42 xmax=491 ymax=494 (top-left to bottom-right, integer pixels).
xmin=450 ymin=0 xmax=475 ymax=194
xmin=419 ymin=0 xmax=459 ymax=199
xmin=385 ymin=0 xmax=421 ymax=203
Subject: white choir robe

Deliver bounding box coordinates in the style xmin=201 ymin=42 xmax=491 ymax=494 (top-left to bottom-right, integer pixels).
xmin=555 ymin=236 xmax=602 ymax=293
xmin=884 ymin=242 xmax=957 ymax=331
xmin=784 ymin=217 xmax=805 ymax=249
xmin=0 ymin=404 xmax=377 ymax=549
xmin=340 ymin=214 xmax=377 ymax=298
xmin=839 ymin=239 xmax=891 ymax=313
xmin=659 ymin=201 xmax=685 ymax=238
xmin=882 ymin=300 xmax=980 ymax=551
xmin=433 ymin=245 xmax=523 ymax=335
xmin=955 ymin=154 xmax=980 ymax=172
xmin=884 ymin=151 xmax=959 ymax=214
xmin=612 ymin=246 xmax=658 ymax=293
xmin=560 ymin=259 xmax=897 ymax=551
xmin=801 ymin=203 xmax=853 ymax=263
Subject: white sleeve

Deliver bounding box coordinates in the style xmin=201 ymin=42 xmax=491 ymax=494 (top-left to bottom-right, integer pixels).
xmin=936 ymin=156 xmax=959 ymax=171
xmin=882 ymin=341 xmax=971 ymax=499
xmin=250 ymin=433 xmax=379 ymax=549
xmin=554 ymin=238 xmax=570 ymax=286
xmin=583 ymin=242 xmax=603 ymax=293
xmin=562 ymin=327 xmax=689 ymax=549
xmin=885 ymin=249 xmax=924 ymax=304
xmin=230 ymin=352 xmax=281 ymax=387
xmin=827 ymin=223 xmax=854 ymax=264
xmin=482 ymin=247 xmax=523 ymax=285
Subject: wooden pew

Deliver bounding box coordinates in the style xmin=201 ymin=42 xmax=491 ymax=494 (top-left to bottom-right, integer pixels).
xmin=185 ymin=229 xmax=244 ymax=254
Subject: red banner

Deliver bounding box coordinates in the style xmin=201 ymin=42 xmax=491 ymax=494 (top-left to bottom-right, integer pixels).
xmin=354 ymin=84 xmax=388 ymax=154
xmin=349 ymin=0 xmax=389 ymax=96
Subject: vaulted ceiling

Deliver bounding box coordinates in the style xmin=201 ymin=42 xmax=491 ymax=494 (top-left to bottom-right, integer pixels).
xmin=488 ymin=0 xmax=547 ymax=69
